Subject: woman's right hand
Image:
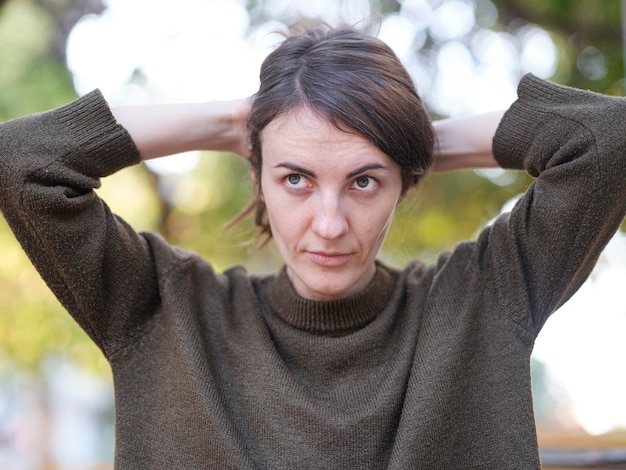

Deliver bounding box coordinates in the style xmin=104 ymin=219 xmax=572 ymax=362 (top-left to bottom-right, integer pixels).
xmin=222 ymin=97 xmax=252 ymax=160
xmin=112 ymin=97 xmax=252 ymax=161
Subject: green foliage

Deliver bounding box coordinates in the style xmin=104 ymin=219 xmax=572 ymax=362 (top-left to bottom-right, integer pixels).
xmin=494 ymin=0 xmax=625 ymax=94
xmin=0 ymin=0 xmax=76 ymax=119
xmin=383 ymin=170 xmax=532 ymax=265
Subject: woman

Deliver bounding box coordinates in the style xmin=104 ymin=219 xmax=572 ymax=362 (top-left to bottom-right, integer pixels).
xmin=1 ymin=26 xmax=624 ymax=469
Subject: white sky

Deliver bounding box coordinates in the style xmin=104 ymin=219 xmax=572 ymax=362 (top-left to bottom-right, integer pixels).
xmin=65 ymin=0 xmax=625 ymax=435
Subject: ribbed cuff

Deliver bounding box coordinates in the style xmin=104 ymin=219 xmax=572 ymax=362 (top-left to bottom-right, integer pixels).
xmin=54 ymin=89 xmax=141 ymax=177
xmin=492 ymin=74 xmax=552 ymax=171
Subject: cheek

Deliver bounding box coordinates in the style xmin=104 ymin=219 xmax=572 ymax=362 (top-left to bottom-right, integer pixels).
xmin=355 ymin=203 xmax=396 ymax=243
xmin=263 ymin=192 xmax=307 ymax=244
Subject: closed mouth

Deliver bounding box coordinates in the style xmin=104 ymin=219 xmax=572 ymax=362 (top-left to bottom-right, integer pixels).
xmin=306 ymin=251 xmax=352 ymax=267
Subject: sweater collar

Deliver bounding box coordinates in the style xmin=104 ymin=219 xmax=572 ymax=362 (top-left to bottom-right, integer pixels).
xmin=266 ymin=262 xmax=396 ymax=335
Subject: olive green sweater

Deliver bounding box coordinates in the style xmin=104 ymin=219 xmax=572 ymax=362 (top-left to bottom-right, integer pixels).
xmin=1 ymin=75 xmax=625 ymax=469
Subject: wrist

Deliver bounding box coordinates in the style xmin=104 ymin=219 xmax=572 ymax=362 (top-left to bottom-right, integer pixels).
xmin=198 ymin=99 xmax=250 ymax=156
xmin=431 ymin=111 xmax=503 ymax=172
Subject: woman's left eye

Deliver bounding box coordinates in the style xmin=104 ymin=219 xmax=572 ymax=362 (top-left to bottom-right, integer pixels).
xmin=352 ymin=176 xmax=377 ymax=191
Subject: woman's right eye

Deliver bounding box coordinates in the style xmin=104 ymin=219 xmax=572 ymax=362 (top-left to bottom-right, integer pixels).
xmin=284 ymin=173 xmax=309 ymax=190
xmin=287 ymin=174 xmax=301 ymax=185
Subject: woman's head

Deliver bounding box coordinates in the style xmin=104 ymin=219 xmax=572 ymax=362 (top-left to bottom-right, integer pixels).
xmin=246 ymin=26 xmax=435 ymax=237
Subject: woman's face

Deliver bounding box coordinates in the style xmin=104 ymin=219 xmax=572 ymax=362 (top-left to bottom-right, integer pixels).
xmin=260 ymin=106 xmax=403 ymax=301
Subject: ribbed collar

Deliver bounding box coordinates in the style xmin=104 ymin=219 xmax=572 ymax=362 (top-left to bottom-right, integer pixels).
xmin=265 ymin=263 xmax=397 ymax=336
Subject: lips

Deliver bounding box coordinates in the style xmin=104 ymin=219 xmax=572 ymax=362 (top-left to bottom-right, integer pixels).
xmin=306 ymin=251 xmax=352 ymax=267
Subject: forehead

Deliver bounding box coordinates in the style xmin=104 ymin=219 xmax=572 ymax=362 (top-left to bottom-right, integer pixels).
xmin=263 ymin=106 xmax=353 ymax=144
xmin=261 ymin=106 xmax=393 ymax=169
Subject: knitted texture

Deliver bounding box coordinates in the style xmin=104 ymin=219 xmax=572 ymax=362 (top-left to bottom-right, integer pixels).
xmin=1 ymin=75 xmax=625 ymax=469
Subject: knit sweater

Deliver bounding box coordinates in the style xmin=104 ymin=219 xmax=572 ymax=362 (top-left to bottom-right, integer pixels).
xmin=1 ymin=74 xmax=625 ymax=469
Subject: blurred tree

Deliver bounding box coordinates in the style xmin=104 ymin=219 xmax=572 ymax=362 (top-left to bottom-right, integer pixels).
xmin=494 ymin=0 xmax=624 ymax=93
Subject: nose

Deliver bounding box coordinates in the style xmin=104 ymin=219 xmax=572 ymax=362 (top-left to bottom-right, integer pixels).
xmin=311 ymin=194 xmax=349 ymax=240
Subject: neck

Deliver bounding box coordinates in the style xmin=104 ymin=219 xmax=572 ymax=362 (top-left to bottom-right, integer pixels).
xmin=266 ymin=262 xmax=396 ymax=336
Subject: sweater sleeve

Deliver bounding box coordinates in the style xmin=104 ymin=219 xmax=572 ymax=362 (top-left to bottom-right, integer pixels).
xmin=0 ymin=90 xmax=160 ymax=358
xmin=483 ymin=74 xmax=626 ymax=335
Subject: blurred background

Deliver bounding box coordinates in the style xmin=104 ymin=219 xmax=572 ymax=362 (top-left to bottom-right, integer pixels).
xmin=1 ymin=0 xmax=625 ymax=468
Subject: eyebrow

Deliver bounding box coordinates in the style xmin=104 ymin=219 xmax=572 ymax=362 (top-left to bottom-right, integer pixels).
xmin=346 ymin=164 xmax=387 ymax=179
xmin=273 ymin=162 xmax=388 ymax=180
xmin=274 ymin=162 xmax=316 ymax=178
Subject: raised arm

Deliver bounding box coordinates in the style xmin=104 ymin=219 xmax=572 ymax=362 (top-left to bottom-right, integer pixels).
xmin=0 ymin=90 xmax=254 ymax=359
xmin=477 ymin=75 xmax=625 ymax=334
xmin=111 ymin=98 xmax=251 ymax=160
xmin=431 ymin=110 xmax=504 ymax=172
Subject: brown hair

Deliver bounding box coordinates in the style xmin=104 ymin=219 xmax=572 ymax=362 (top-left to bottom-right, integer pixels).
xmin=242 ymin=25 xmax=434 ymax=239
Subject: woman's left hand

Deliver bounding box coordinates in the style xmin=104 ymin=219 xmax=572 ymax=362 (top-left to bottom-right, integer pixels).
xmin=430 ymin=110 xmax=504 ymax=173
